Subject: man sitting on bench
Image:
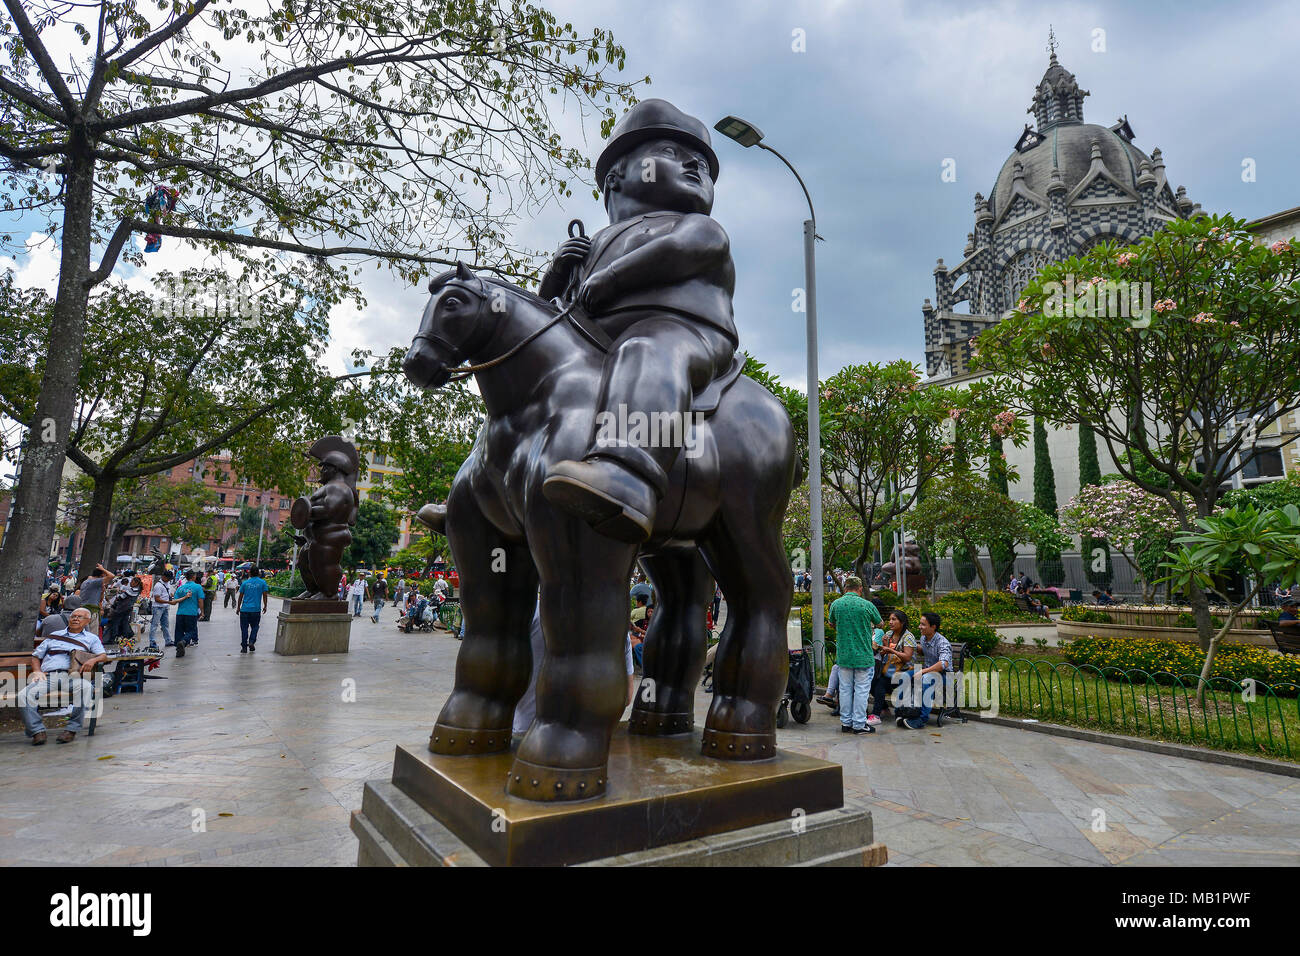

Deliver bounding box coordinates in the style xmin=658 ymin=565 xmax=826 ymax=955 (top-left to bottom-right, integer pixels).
xmin=18 ymin=608 xmax=107 ymax=746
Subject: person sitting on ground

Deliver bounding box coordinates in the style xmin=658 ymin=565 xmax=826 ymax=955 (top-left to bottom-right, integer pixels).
xmin=18 ymin=608 xmax=107 ymax=745
xmin=827 ymin=575 xmax=882 ymax=735
xmin=102 ymin=574 xmax=142 ymax=645
xmin=897 ymin=611 xmax=953 ymax=731
xmin=869 ymin=610 xmax=916 ymax=724
xmin=629 ymin=604 xmax=653 ymax=669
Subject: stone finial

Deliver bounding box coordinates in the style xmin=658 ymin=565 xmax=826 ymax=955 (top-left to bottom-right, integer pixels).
xmin=1089 ymin=141 xmax=1103 ymax=161
xmin=1136 ymin=159 xmax=1156 ymax=188
xmin=1012 ymin=160 xmax=1025 ymax=181
xmin=964 ymin=232 xmax=976 ymax=255
xmin=922 ymin=297 xmax=933 ymax=311
xmin=1191 ymin=203 xmax=1206 ymax=219
xmin=1046 ymin=164 xmax=1066 ymax=194
xmin=974 ymin=192 xmax=993 ymax=223
xmin=934 ymin=257 xmax=947 ymax=273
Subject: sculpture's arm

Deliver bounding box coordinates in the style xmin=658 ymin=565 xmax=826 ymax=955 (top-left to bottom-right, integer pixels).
xmin=580 ymin=215 xmax=728 ymax=308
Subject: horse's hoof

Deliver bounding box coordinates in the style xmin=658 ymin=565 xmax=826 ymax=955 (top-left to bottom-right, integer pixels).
xmin=416 ymin=502 xmax=447 ymax=534
xmin=428 ymin=722 xmax=512 ymax=756
xmin=542 ymin=460 xmax=654 ymax=543
xmin=505 ymin=756 xmax=607 ymax=801
xmin=627 ymin=710 xmax=694 ymax=736
xmin=700 ymin=727 xmax=777 ymax=761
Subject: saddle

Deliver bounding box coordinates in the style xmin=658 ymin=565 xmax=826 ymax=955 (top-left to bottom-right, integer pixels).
xmin=563 ymin=303 xmax=745 ymax=420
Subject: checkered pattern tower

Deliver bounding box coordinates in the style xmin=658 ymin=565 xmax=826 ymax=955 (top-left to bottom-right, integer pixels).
xmin=923 ymin=49 xmax=1200 ymax=379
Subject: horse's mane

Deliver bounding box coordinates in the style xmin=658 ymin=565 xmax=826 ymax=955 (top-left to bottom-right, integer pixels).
xmin=427 ymin=268 xmax=557 ymax=314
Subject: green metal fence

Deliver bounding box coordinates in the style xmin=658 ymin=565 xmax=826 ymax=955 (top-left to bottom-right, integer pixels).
xmin=966 ymin=656 xmax=1300 ymax=761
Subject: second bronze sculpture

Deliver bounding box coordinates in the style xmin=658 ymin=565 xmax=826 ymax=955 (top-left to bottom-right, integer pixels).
xmin=403 ymin=100 xmax=798 ymax=801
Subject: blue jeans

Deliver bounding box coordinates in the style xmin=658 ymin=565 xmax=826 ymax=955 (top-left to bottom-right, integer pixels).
xmin=149 ymin=606 xmax=170 ymax=646
xmin=371 ymin=598 xmax=385 ymax=622
xmin=901 ymin=671 xmax=940 ymax=724
xmin=18 ymin=672 xmax=96 ymax=735
xmin=175 ymin=614 xmax=198 ymax=646
xmin=838 ymin=665 xmax=873 ymax=730
xmin=351 ymin=595 xmax=363 ymax=616
xmin=239 ymin=611 xmax=262 ymax=647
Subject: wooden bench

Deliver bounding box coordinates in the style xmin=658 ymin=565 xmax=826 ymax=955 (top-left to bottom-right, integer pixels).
xmin=1013 ymin=593 xmax=1049 ymax=618
xmin=1265 ymin=621 xmax=1300 ymax=656
xmin=0 ymin=651 xmax=103 ymax=736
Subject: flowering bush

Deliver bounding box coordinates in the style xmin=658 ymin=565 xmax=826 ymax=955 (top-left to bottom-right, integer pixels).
xmin=1061 ymin=636 xmax=1300 ymax=693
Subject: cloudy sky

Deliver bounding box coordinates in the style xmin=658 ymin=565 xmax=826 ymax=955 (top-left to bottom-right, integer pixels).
xmin=5 ymin=0 xmax=1298 ymax=398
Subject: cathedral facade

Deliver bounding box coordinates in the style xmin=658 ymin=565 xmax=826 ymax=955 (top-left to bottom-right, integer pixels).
xmin=922 ymin=50 xmax=1202 ymax=380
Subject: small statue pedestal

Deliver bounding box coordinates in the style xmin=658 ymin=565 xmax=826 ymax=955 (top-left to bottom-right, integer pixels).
xmin=273 ymin=599 xmax=352 ymax=656
xmin=351 ymin=728 xmax=885 ymax=866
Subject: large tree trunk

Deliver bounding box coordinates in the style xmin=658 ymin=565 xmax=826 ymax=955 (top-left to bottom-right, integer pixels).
xmin=76 ymin=474 xmax=118 ymax=586
xmin=0 ymin=147 xmax=97 ymax=651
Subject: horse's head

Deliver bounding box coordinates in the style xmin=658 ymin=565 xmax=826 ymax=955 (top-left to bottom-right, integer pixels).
xmin=402 ymin=261 xmax=496 ymax=390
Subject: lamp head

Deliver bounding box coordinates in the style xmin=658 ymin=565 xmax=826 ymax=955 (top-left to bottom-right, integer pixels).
xmin=714 ymin=116 xmax=764 ymax=148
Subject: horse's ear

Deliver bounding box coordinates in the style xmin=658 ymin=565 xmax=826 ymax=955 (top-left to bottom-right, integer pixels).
xmin=456 ymin=261 xmax=473 ymax=281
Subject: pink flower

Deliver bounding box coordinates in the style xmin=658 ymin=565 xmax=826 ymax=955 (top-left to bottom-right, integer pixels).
xmin=1117 ymin=252 xmax=1134 ymax=266
xmin=1087 ymin=276 xmax=1105 ymax=287
xmin=1190 ymin=312 xmax=1216 ymax=324
xmin=1153 ymin=298 xmax=1176 ymax=313
xmin=948 ymin=408 xmax=963 ymax=419
xmin=1271 ymin=240 xmax=1291 ymax=253
xmin=1016 ymin=298 xmax=1029 ymax=312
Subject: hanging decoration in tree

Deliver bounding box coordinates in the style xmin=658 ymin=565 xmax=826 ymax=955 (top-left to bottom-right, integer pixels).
xmin=143 ymin=185 xmax=179 ymax=253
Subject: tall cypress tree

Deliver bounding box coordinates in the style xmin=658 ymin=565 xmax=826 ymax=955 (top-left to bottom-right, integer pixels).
xmin=1033 ymin=417 xmax=1063 ymax=585
xmin=988 ymin=434 xmax=1017 ymax=585
xmin=1078 ymin=422 xmax=1113 ymax=589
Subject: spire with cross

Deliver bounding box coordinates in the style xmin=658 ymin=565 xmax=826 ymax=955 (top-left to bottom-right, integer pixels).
xmin=1047 ymin=25 xmax=1058 ymax=58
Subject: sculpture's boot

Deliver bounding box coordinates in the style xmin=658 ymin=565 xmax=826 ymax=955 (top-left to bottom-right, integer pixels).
xmin=416 ymin=502 xmax=447 ymax=535
xmin=542 ymin=458 xmax=657 ymax=544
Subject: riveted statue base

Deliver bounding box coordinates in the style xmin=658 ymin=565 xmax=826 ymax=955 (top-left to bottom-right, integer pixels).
xmin=354 ymin=729 xmax=846 ymax=866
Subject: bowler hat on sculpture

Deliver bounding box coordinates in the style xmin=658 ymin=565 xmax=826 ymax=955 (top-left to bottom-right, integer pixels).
xmin=594 ymin=99 xmax=720 ymax=190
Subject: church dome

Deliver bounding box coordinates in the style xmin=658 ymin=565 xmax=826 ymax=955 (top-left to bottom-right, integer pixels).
xmin=990 ymin=122 xmax=1153 ymax=222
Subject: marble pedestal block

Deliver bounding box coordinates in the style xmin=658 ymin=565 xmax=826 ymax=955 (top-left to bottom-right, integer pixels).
xmin=351 ymin=727 xmax=885 ymax=867
xmin=273 ymin=600 xmax=351 ymax=655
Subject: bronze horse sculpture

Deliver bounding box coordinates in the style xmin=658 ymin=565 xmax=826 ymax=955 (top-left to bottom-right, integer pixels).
xmin=402 ymin=264 xmax=798 ymax=802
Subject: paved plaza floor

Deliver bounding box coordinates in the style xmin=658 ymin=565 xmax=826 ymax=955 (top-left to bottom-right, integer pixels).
xmin=2 ymin=601 xmax=1297 ymax=866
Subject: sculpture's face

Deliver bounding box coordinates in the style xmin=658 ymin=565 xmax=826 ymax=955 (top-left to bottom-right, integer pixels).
xmin=319 ymin=463 xmax=340 ymax=483
xmin=403 ymin=274 xmax=487 ymax=390
xmin=610 ymin=137 xmax=714 ymax=215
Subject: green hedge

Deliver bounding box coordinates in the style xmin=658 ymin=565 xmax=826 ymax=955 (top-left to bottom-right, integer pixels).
xmin=1061 ymin=636 xmax=1300 ymax=693
xmin=1061 ymin=606 xmax=1112 ymax=624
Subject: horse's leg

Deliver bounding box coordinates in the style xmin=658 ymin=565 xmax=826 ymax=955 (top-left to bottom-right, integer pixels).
xmin=698 ymin=497 xmax=792 ymax=761
xmin=428 ymin=489 xmax=538 ymax=757
xmin=508 ymin=511 xmax=637 ymax=801
xmin=628 ymin=547 xmax=711 ymax=736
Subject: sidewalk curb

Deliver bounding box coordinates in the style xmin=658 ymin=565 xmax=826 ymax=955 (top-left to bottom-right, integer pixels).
xmin=966 ymin=712 xmax=1300 ymax=778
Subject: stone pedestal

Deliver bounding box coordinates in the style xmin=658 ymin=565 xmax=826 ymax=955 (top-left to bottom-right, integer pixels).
xmin=273 ymin=599 xmax=351 ymax=655
xmin=351 ymin=726 xmax=884 ymax=867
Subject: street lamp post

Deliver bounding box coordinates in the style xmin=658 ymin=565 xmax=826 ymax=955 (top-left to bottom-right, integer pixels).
xmin=715 ymin=115 xmax=826 ymax=669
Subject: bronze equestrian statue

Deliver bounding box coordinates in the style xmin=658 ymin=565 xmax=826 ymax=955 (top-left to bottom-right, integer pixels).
xmin=403 ymin=100 xmax=797 ymax=802
xmin=290 ymin=436 xmax=359 ymax=601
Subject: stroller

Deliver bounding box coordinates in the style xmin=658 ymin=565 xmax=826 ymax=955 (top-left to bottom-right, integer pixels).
xmin=776 ymin=647 xmax=814 ymax=728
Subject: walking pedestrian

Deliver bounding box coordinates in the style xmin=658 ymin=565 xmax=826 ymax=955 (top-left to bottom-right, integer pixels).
xmin=348 ymin=575 xmax=368 ymax=617
xmin=223 ymin=571 xmax=239 ymax=608
xmin=149 ymin=570 xmax=176 ymax=648
xmin=171 ymin=570 xmax=205 ymax=657
xmin=237 ymin=567 xmax=271 ymax=652
xmin=371 ymin=574 xmax=388 ymax=623
xmin=201 ymin=571 xmax=217 ymax=621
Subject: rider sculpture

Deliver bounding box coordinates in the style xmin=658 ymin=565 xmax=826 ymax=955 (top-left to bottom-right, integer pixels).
xmin=291 ymin=436 xmax=359 ymax=601
xmin=536 ymin=99 xmax=737 ymax=544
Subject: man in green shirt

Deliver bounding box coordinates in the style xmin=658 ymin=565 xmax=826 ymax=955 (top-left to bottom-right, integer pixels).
xmin=827 ymin=576 xmax=882 ymax=734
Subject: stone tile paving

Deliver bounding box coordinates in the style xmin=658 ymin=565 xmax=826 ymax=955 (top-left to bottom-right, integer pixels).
xmin=1 ymin=600 xmax=1296 ymax=866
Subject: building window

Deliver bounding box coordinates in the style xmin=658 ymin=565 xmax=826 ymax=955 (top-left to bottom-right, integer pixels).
xmin=1241 ymin=447 xmax=1285 ymax=482
xmin=219 ymin=493 xmax=226 ymax=503
xmin=373 ymin=453 xmax=387 ymax=466
xmin=1001 ymin=250 xmax=1051 ymax=311
xmin=371 ymin=471 xmax=384 ymax=485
